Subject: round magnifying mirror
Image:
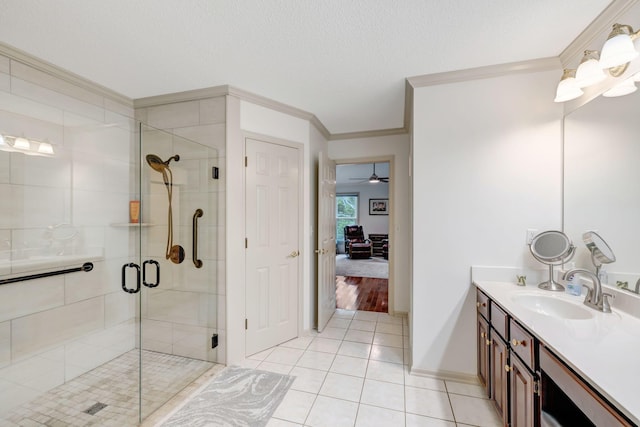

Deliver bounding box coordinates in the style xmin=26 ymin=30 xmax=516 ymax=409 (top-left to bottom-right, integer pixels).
xmin=529 ymin=230 xmax=575 ymax=291
xmin=582 ymin=231 xmax=615 ymax=273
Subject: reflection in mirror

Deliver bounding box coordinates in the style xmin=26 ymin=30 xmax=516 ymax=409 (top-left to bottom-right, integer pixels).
xmin=529 ymin=230 xmax=575 ymax=291
xmin=582 ymin=230 xmax=616 ymax=276
xmin=564 ymin=89 xmax=640 ymax=295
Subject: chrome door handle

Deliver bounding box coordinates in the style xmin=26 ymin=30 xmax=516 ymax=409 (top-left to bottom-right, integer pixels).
xmin=143 ymin=260 xmax=160 ymax=288
xmin=121 ymin=263 xmax=141 ymax=294
xmin=192 ymin=209 xmax=203 ymax=268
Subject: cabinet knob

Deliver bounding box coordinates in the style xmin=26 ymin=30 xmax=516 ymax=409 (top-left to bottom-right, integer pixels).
xmin=511 ymin=339 xmax=526 ymax=347
xmin=504 ymin=365 xmax=512 ymax=372
xmin=476 ymin=302 xmax=486 ymax=308
xmin=486 ymin=339 xmax=491 ymax=346
xmin=480 ymin=332 xmax=486 ymax=338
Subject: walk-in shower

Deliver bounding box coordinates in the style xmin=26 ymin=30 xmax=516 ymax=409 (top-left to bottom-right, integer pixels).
xmin=0 ymin=107 xmax=220 ymax=426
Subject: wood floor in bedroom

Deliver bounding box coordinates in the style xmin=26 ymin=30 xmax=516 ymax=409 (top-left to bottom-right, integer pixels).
xmin=335 ymin=275 xmax=388 ymax=313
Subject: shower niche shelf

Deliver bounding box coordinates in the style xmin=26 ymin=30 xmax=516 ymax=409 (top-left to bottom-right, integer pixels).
xmin=109 ymin=223 xmax=155 ymax=227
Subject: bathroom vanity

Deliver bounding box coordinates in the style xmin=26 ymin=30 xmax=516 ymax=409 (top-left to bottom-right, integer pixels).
xmin=474 ymin=281 xmax=640 ymax=427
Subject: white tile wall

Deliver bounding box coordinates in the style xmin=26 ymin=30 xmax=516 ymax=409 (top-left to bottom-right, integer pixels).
xmin=0 ymin=276 xmax=64 ymax=322
xmin=0 ymin=55 xmax=9 ymax=74
xmin=199 ymin=97 xmax=226 ymax=124
xmin=147 ymin=101 xmax=200 ymax=129
xmin=0 ymin=321 xmax=9 ymax=368
xmin=0 ymin=71 xmax=9 ymax=93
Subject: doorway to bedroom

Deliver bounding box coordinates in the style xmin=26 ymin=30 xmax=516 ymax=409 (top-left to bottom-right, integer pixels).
xmin=335 ymin=162 xmax=389 ymax=313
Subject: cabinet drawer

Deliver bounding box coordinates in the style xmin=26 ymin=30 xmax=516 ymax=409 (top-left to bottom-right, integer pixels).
xmin=491 ymin=302 xmax=508 ymax=340
xmin=476 ymin=289 xmax=490 ymax=319
xmin=510 ymin=319 xmax=536 ymax=370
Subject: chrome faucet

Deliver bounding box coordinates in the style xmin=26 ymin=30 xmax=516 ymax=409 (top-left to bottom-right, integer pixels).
xmin=562 ymin=268 xmax=613 ymax=313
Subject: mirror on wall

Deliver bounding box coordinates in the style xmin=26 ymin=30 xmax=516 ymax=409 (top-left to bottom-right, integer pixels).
xmin=564 ymin=90 xmax=640 ymax=295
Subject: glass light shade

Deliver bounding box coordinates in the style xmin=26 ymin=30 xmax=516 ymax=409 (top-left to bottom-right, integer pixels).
xmin=600 ymin=34 xmax=639 ymax=69
xmin=369 ymin=176 xmax=380 ymax=183
xmin=13 ymin=137 xmax=30 ymax=150
xmin=575 ymin=57 xmax=607 ymax=87
xmin=554 ymin=71 xmax=583 ymax=103
xmin=37 ymin=142 xmax=54 ymax=155
xmin=602 ymin=78 xmax=637 ymax=97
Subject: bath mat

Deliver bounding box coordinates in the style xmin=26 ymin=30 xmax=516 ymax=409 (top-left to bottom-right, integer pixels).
xmin=161 ymin=366 xmax=293 ymax=427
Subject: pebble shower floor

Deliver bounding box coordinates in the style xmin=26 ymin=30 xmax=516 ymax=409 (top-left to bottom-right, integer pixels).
xmin=1 ymin=350 xmax=212 ymax=426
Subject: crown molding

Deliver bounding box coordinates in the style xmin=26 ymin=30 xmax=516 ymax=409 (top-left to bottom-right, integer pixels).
xmin=0 ymin=41 xmax=132 ymax=107
xmin=559 ymin=0 xmax=638 ymax=67
xmin=329 ymin=127 xmax=408 ymax=141
xmin=407 ymin=57 xmax=561 ymax=89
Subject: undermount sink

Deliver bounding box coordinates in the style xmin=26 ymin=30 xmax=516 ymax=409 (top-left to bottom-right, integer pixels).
xmin=511 ymin=294 xmax=594 ymax=320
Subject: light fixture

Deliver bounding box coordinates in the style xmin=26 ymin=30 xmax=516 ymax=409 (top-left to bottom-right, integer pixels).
xmin=0 ymin=134 xmax=56 ymax=157
xmin=574 ymin=50 xmax=607 ymax=87
xmin=554 ymin=69 xmax=583 ymax=103
xmin=37 ymin=142 xmax=54 ymax=155
xmin=13 ymin=137 xmax=30 ymax=150
xmin=602 ymin=77 xmax=637 ymax=97
xmin=599 ymin=24 xmax=640 ymax=73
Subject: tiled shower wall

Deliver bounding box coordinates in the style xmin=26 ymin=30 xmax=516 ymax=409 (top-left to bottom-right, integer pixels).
xmin=0 ymin=51 xmax=137 ymax=414
xmin=136 ymin=97 xmax=227 ymax=364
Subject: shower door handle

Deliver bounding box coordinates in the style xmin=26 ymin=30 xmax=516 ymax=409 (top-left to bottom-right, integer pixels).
xmin=143 ymin=260 xmax=160 ymax=288
xmin=192 ymin=208 xmax=203 ymax=268
xmin=121 ymin=263 xmax=141 ymax=294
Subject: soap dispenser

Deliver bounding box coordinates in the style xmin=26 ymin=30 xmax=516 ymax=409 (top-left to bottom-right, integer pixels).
xmin=566 ymin=274 xmax=582 ymax=296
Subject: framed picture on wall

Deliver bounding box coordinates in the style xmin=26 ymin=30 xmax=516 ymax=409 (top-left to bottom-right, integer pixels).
xmin=369 ymin=198 xmax=389 ymax=215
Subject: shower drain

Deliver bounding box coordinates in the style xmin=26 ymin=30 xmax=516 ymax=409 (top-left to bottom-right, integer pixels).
xmin=83 ymin=402 xmax=107 ymax=415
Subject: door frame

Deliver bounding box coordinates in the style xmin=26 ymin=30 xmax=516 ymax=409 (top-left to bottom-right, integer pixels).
xmin=242 ymin=131 xmax=305 ymax=354
xmin=334 ymin=156 xmax=395 ymax=314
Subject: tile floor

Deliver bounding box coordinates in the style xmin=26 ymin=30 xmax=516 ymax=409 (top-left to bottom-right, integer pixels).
xmin=239 ymin=309 xmax=501 ymax=427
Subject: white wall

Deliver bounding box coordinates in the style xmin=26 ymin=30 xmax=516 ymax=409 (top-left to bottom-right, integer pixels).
xmin=329 ymin=134 xmax=410 ymax=313
xmin=410 ymin=69 xmax=564 ymax=378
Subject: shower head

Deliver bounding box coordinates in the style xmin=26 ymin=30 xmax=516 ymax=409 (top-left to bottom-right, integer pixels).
xmin=145 ymin=154 xmax=180 ymax=172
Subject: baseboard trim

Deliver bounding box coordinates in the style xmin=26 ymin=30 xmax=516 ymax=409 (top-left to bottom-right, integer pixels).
xmin=409 ymin=366 xmax=479 ymax=385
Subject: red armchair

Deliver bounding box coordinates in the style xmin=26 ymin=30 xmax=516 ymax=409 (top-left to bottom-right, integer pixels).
xmin=343 ymin=225 xmax=372 ymax=259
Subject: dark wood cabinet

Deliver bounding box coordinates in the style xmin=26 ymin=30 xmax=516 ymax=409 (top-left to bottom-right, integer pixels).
xmin=510 ymin=353 xmax=537 ymax=427
xmin=477 ymin=314 xmax=490 ymax=397
xmin=490 ymin=333 xmax=509 ymax=422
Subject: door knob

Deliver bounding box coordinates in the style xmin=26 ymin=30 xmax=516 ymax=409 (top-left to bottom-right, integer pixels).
xmin=289 ymin=250 xmax=300 ymax=258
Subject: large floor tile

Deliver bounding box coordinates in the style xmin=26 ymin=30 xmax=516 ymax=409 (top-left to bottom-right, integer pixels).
xmin=296 ymin=350 xmax=335 ymax=371
xmin=448 ymin=393 xmax=502 ymax=427
xmin=256 ymin=361 xmax=293 ymax=375
xmin=267 ymin=418 xmax=303 ymax=427
xmin=445 ymin=380 xmax=486 ymax=398
xmin=327 ymin=317 xmax=351 ymax=329
xmin=360 ymin=378 xmax=405 ymax=411
xmin=355 ymin=404 xmax=405 ymax=427
xmin=279 ymin=336 xmax=314 ymax=350
xmin=405 ymin=386 xmax=454 ymax=421
xmin=349 ymin=320 xmax=376 ymax=332
xmin=305 ymin=395 xmax=358 ymax=427
xmin=317 ymin=327 xmax=347 ymax=340
xmin=375 ymin=322 xmax=403 ymax=335
xmin=289 ymin=366 xmax=327 ymax=394
xmin=329 ymin=354 xmax=368 ymax=377
xmin=271 ymin=389 xmax=316 ymax=424
xmin=263 ymin=347 xmax=304 ymax=365
xmin=370 ymin=344 xmax=404 ymax=364
xmin=366 ymin=359 xmax=404 ymax=384
xmin=318 ymin=372 xmax=364 ymax=402
xmin=307 ymin=337 xmax=342 ymax=354
xmin=344 ymin=329 xmax=374 ymax=344
xmin=405 ymin=413 xmax=457 ymax=427
xmin=377 ymin=313 xmax=404 ymax=324
xmin=337 ymin=341 xmax=372 ymax=359
xmin=333 ymin=309 xmax=356 ymax=319
xmin=373 ymin=332 xmax=404 ymax=348
xmin=353 ymin=311 xmax=378 ymax=322
xmin=404 ymin=369 xmax=446 ymax=391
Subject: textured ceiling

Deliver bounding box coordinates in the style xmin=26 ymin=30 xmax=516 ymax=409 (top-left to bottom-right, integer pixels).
xmin=0 ymin=0 xmax=612 ymax=134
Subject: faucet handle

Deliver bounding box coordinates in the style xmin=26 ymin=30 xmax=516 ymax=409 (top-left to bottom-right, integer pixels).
xmin=602 ymin=293 xmax=614 ymax=313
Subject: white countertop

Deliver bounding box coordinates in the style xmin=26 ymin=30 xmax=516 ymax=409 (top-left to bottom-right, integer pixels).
xmin=474 ymin=280 xmax=640 ymax=425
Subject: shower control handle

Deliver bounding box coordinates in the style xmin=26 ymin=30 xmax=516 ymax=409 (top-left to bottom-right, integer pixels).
xmin=193 ymin=209 xmax=203 ymax=268
xmin=121 ymin=263 xmax=141 ymax=294
xmin=143 ymin=260 xmax=160 ymax=288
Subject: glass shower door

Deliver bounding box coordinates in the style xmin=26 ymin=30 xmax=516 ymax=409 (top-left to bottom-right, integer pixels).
xmin=136 ymin=123 xmax=218 ymax=422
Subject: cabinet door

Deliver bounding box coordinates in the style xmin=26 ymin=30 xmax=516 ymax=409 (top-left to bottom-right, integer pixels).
xmin=510 ymin=353 xmax=537 ymax=427
xmin=490 ymin=333 xmax=509 ymax=422
xmin=477 ymin=314 xmax=491 ymax=397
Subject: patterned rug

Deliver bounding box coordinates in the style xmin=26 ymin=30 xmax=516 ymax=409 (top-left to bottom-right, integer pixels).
xmin=335 ymin=254 xmax=389 ymax=279
xmin=161 ymin=367 xmax=293 ymax=427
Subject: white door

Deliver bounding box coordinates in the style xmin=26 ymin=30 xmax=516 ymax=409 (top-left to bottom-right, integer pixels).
xmin=245 ymin=138 xmax=300 ymax=356
xmin=316 ymin=152 xmax=336 ymax=332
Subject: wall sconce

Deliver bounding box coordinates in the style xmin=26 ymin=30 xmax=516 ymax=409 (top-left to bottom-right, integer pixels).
xmin=554 ymin=69 xmax=583 ymax=102
xmin=0 ymin=134 xmax=56 ymax=157
xmin=555 ymin=23 xmax=640 ymax=102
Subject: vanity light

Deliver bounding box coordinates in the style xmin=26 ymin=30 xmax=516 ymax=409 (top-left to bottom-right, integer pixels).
xmin=554 ymin=69 xmax=583 ymax=103
xmin=574 ymin=50 xmax=607 ymax=87
xmin=602 ymin=77 xmax=637 ymax=97
xmin=13 ymin=137 xmax=30 ymax=150
xmin=599 ymin=24 xmax=640 ymax=70
xmin=37 ymin=141 xmax=54 ymax=155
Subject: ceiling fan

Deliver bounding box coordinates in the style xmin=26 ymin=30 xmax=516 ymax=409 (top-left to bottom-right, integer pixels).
xmin=350 ymin=163 xmax=389 ymax=183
